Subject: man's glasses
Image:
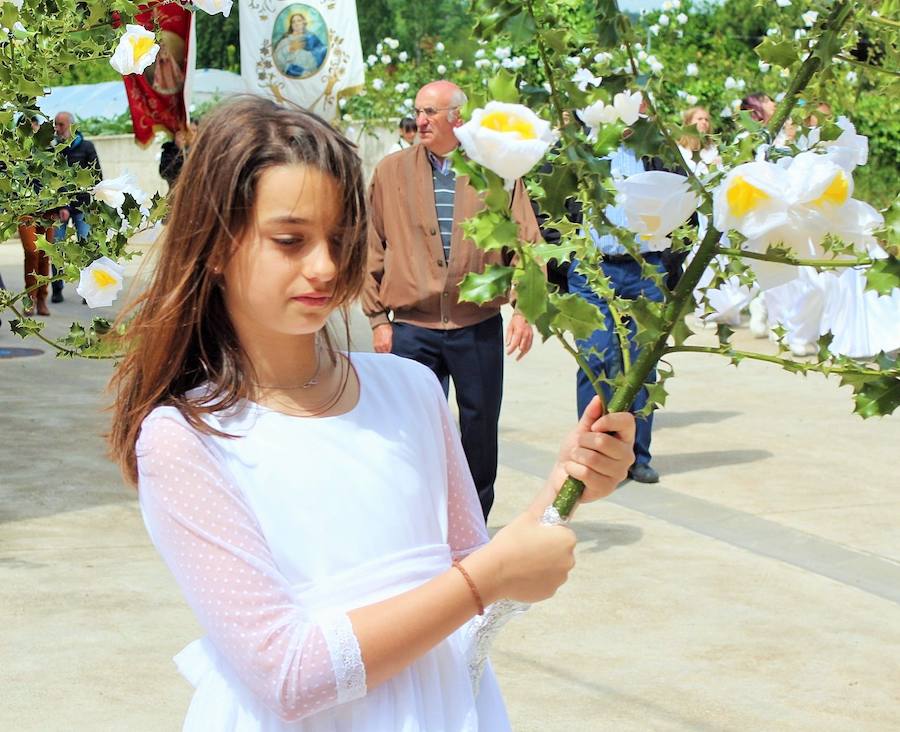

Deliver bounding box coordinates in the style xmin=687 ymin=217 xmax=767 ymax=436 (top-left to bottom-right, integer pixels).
xmin=413 ymin=106 xmax=459 ymax=119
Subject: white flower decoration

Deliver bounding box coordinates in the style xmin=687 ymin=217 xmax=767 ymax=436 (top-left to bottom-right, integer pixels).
xmin=649 ymin=24 xmax=660 ymax=35
xmin=454 ymin=102 xmax=557 ymax=186
xmin=572 ymin=68 xmax=602 ymax=91
xmin=686 ymin=94 xmax=698 ymax=105
xmin=613 ymin=90 xmax=643 ymax=125
xmin=437 ymin=64 xmax=447 ymax=75
xmin=435 ymin=42 xmax=445 ymax=52
xmin=615 ymin=171 xmax=699 ymax=251
xmin=759 ymin=60 xmax=771 ymax=72
xmin=192 ymin=0 xmax=233 ymax=17
xmin=109 ymin=24 xmax=159 ymax=76
xmin=366 ymin=54 xmax=377 ymax=66
xmin=776 ymin=0 xmax=791 ymax=6
xmin=475 ymin=59 xmax=490 ymax=69
xmin=76 ymin=257 xmax=125 ymax=309
xmin=380 ymin=54 xmax=391 ymax=65
xmin=372 ymin=78 xmax=384 ymax=91
xmin=454 ymin=59 xmax=463 ymax=68
xmin=845 ymin=70 xmax=857 ymax=83
xmin=676 ymin=12 xmax=688 ymax=24
xmin=685 ymin=62 xmax=699 ymax=76
xmin=398 ymin=50 xmax=408 ymax=62
xmin=658 ymin=14 xmax=670 ymax=26
xmin=92 ymin=171 xmax=148 ymax=213
xmin=475 ymin=48 xmax=486 ymax=59
xmin=802 ymin=10 xmax=818 ymax=26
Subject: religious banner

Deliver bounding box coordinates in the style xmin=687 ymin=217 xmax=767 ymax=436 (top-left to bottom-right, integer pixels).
xmin=239 ymin=0 xmax=364 ymax=120
xmin=118 ymin=2 xmax=192 ymax=145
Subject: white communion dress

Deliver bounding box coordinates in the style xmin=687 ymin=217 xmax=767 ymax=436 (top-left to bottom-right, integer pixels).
xmin=136 ymin=352 xmax=512 ymax=731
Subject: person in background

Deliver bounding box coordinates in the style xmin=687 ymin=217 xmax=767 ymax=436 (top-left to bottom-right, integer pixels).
xmin=676 ymin=106 xmax=721 ymax=176
xmin=159 ymin=124 xmax=196 ymax=190
xmin=387 ymin=117 xmax=418 ymax=155
xmin=363 ymin=80 xmax=540 ymax=520
xmin=740 ymin=92 xmax=795 ymax=147
xmin=52 ymin=111 xmax=101 ymax=303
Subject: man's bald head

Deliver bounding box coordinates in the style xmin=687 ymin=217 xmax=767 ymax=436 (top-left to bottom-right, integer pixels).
xmin=54 ymin=111 xmax=74 ymax=140
xmin=414 ymin=80 xmax=468 ymax=156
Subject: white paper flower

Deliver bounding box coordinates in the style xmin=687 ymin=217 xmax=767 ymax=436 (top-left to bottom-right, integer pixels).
xmin=92 ymin=171 xmax=148 ymax=212
xmin=685 ymin=62 xmax=699 ymax=76
xmin=613 ymin=90 xmax=643 ymax=125
xmin=579 ymin=100 xmax=619 ymax=132
xmin=776 ymin=0 xmax=791 ymax=6
xmin=109 ymin=24 xmax=159 ymax=76
xmin=372 ymin=78 xmax=384 ymax=91
xmin=759 ymin=60 xmax=771 ymax=72
xmin=713 ymin=162 xmax=794 ymax=249
xmin=192 ymin=0 xmax=233 ymax=17
xmin=398 ymin=51 xmax=408 ymax=62
xmin=686 ymin=94 xmax=698 ymax=106
xmin=647 ymin=56 xmax=663 ymax=74
xmin=572 ymin=68 xmax=602 ymax=91
xmin=720 ymin=106 xmax=733 ymax=118
xmin=845 ymin=70 xmax=857 ymax=83
xmin=385 ymin=37 xmax=399 ymax=50
xmin=802 ymin=10 xmax=818 ymax=26
xmin=454 ymin=59 xmax=463 ymax=68
xmin=380 ymin=54 xmax=391 ymax=65
xmin=454 ymin=102 xmax=557 ymax=186
xmin=475 ymin=59 xmax=490 ymax=70
xmin=649 ymin=24 xmax=660 ymax=35
xmin=658 ymin=13 xmax=670 ymax=26
xmin=565 ymin=55 xmax=582 ymax=67
xmin=437 ymin=64 xmax=447 ymax=75
xmin=615 ymin=171 xmax=699 ymax=250
xmin=475 ymin=49 xmax=486 ymax=59
xmin=594 ymin=52 xmax=612 ymax=64
xmin=76 ymin=257 xmax=125 ymax=309
xmin=662 ymin=0 xmax=672 ymax=9
xmin=493 ymin=46 xmax=511 ymax=60
xmin=822 ymin=116 xmax=868 ymax=172
xmin=676 ymin=12 xmax=688 ymax=24
xmin=366 ymin=54 xmax=377 ymax=66
xmin=435 ymin=42 xmax=445 ymax=52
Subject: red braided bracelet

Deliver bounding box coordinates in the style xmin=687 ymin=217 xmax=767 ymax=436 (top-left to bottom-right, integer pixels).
xmin=452 ymin=560 xmax=485 ymax=616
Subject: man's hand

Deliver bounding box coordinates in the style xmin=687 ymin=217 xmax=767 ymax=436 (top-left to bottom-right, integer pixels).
xmin=58 ymin=208 xmax=70 ymax=223
xmin=505 ymin=311 xmax=533 ymax=361
xmin=372 ymin=323 xmax=393 ymax=353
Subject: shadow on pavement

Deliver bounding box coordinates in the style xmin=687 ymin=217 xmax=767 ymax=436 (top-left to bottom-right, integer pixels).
xmin=653 ymin=449 xmax=772 ymax=477
xmin=653 ymin=410 xmax=741 ymax=430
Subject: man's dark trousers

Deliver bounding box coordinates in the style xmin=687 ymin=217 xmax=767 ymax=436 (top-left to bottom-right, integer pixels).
xmin=391 ymin=314 xmax=503 ymax=520
xmin=567 ymin=253 xmax=666 ymax=467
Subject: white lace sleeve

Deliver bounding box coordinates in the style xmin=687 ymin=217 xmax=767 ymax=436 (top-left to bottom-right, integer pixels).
xmin=426 ymin=377 xmax=490 ymax=559
xmin=136 ymin=411 xmax=366 ymax=721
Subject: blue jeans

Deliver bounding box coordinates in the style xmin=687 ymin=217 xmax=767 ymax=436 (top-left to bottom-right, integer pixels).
xmin=567 ymin=253 xmax=666 ymax=466
xmin=53 ymin=212 xmax=90 ymax=294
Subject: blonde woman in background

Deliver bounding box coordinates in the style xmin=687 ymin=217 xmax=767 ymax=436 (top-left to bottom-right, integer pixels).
xmin=677 ymin=106 xmax=722 ymax=176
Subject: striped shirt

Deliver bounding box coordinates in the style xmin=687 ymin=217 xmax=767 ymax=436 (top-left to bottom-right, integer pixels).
xmin=428 ymin=150 xmax=455 ymax=261
xmin=588 ymin=145 xmax=661 ymax=256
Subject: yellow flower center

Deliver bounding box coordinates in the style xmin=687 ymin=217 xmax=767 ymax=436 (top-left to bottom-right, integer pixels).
xmin=639 ymin=213 xmax=661 ymax=234
xmin=92 ymin=268 xmax=118 ymax=289
xmin=726 ymin=176 xmax=769 ymax=218
xmin=130 ymin=35 xmax=155 ymax=63
xmin=812 ymin=172 xmax=849 ymax=207
xmin=479 ymin=111 xmax=537 ymax=140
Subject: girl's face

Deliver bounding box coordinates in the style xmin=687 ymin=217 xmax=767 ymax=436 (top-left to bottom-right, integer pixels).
xmin=223 ymin=164 xmax=341 ymax=340
xmin=689 ymin=109 xmax=711 ymax=135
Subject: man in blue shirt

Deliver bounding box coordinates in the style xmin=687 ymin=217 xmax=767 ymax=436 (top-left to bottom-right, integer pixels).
xmin=567 ymin=144 xmax=666 ymax=483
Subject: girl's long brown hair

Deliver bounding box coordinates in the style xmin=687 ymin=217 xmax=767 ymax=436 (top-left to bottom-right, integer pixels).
xmin=108 ymin=96 xmax=367 ymax=485
xmin=676 ymin=106 xmax=712 ymax=152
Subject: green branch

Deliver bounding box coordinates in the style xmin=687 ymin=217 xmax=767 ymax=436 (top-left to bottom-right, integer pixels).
xmin=716 ymin=247 xmax=876 ymax=268
xmin=835 ymin=54 xmax=900 ymax=78
xmin=524 ymin=0 xmax=566 ymax=129
xmin=666 ymin=345 xmax=898 ymax=378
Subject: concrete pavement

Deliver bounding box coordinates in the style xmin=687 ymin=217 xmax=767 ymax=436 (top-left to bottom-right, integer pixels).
xmin=1 ymin=238 xmax=898 ymax=731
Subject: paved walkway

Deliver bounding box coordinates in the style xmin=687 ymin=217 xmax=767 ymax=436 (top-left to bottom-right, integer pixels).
xmin=1 ymin=238 xmax=898 ymax=731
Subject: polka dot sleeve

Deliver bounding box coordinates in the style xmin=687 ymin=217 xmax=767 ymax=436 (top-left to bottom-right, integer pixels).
xmin=426 ymin=376 xmax=490 ymax=560
xmin=136 ymin=412 xmax=366 ymax=722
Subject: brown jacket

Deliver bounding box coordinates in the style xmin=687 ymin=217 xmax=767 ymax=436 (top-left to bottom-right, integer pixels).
xmin=362 ymin=143 xmax=540 ymax=330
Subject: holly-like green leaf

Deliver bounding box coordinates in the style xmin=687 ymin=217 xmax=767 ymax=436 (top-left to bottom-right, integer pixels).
xmin=488 ymin=68 xmax=519 ymax=105
xmin=755 ymin=37 xmax=799 ymax=68
xmin=549 ymin=292 xmax=606 ymax=340
xmin=514 ymin=260 xmax=548 ymax=322
xmin=461 ymin=210 xmax=519 ymax=252
xmin=9 ymin=317 xmax=45 ymax=339
xmin=539 ymin=164 xmax=578 ymax=219
xmin=458 ymin=265 xmax=514 ymax=305
xmin=865 ymin=256 xmax=900 ymax=296
xmin=846 ymin=375 xmax=900 ymax=418
xmin=670 ymin=315 xmax=694 ymax=347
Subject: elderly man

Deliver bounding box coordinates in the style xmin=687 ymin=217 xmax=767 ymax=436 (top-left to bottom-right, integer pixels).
xmin=52 ymin=111 xmax=101 ymax=302
xmin=362 ymin=80 xmax=540 ymax=520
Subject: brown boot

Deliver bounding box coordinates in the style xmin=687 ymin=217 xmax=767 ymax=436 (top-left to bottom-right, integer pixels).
xmin=35 ymin=293 xmax=50 ymax=316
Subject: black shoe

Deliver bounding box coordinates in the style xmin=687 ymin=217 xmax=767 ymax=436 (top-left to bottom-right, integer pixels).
xmin=628 ymin=463 xmax=659 ymax=484
xmin=51 ymin=291 xmax=64 ymax=303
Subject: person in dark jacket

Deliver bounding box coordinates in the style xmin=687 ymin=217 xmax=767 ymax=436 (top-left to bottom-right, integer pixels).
xmin=159 ymin=124 xmax=195 ymax=190
xmin=52 ymin=111 xmax=101 ymax=302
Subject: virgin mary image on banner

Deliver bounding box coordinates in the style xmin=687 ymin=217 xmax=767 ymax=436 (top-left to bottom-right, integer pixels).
xmin=272 ymin=6 xmax=329 ymax=79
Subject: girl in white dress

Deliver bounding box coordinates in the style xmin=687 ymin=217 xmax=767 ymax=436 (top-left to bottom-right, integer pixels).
xmin=107 ymin=96 xmax=636 ymax=731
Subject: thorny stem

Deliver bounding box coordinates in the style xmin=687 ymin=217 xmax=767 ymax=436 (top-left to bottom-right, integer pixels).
xmin=715 ymin=247 xmax=877 ymax=268
xmin=666 ymin=345 xmax=899 ymax=378
xmin=835 ymin=54 xmax=900 ymax=77
xmin=4 ymin=302 xmax=116 ymax=360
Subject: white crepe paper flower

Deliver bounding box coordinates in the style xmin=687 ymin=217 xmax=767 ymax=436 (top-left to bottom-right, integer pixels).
xmin=658 ymin=14 xmax=670 ymax=26
xmin=76 ymin=257 xmax=125 ymax=309
xmin=109 ymin=24 xmax=159 ymax=76
xmin=437 ymin=64 xmax=447 ymax=75
xmin=475 ymin=49 xmax=486 ymax=59
xmin=649 ymin=24 xmax=660 ymax=35
xmin=802 ymin=10 xmax=818 ymax=26
xmin=475 ymin=59 xmax=490 ymax=70
xmin=662 ymin=0 xmax=672 ymax=9
xmin=821 ymin=116 xmax=868 ymax=172
xmin=565 ymin=55 xmax=582 ymax=67
xmin=398 ymin=51 xmax=408 ymax=62
xmin=676 ymin=12 xmax=688 ymax=24
xmin=647 ymin=56 xmax=663 ymax=74
xmin=776 ymin=0 xmax=791 ymax=6
xmin=685 ymin=62 xmax=698 ymax=76
xmin=435 ymin=42 xmax=445 ymax=52
xmin=386 ymin=37 xmax=399 ymax=50
xmin=493 ymin=46 xmax=511 ymax=60
xmin=579 ymin=100 xmax=619 ymax=135
xmin=572 ymin=68 xmax=602 ymax=91
xmin=759 ymin=60 xmax=771 ymax=72
xmin=686 ymin=94 xmax=698 ymax=105
xmin=454 ymin=102 xmax=557 ymax=187
xmin=366 ymin=54 xmax=377 ymax=66
xmin=845 ymin=70 xmax=857 ymax=83
xmin=454 ymin=59 xmax=463 ymax=68
xmin=372 ymin=78 xmax=384 ymax=91
xmin=613 ymin=90 xmax=643 ymax=125
xmin=92 ymin=171 xmax=148 ymax=212
xmin=615 ymin=171 xmax=700 ymax=251
xmin=380 ymin=54 xmax=391 ymax=65
xmin=720 ymin=106 xmax=733 ymax=118
xmin=594 ymin=52 xmax=612 ymax=64
xmin=193 ymin=0 xmax=233 ymax=17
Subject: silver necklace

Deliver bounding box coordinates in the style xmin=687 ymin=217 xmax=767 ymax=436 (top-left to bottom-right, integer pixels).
xmin=253 ymin=342 xmax=322 ymax=390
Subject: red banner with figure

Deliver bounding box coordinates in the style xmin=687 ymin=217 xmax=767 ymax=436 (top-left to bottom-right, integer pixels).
xmin=119 ymin=3 xmax=192 ymax=145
